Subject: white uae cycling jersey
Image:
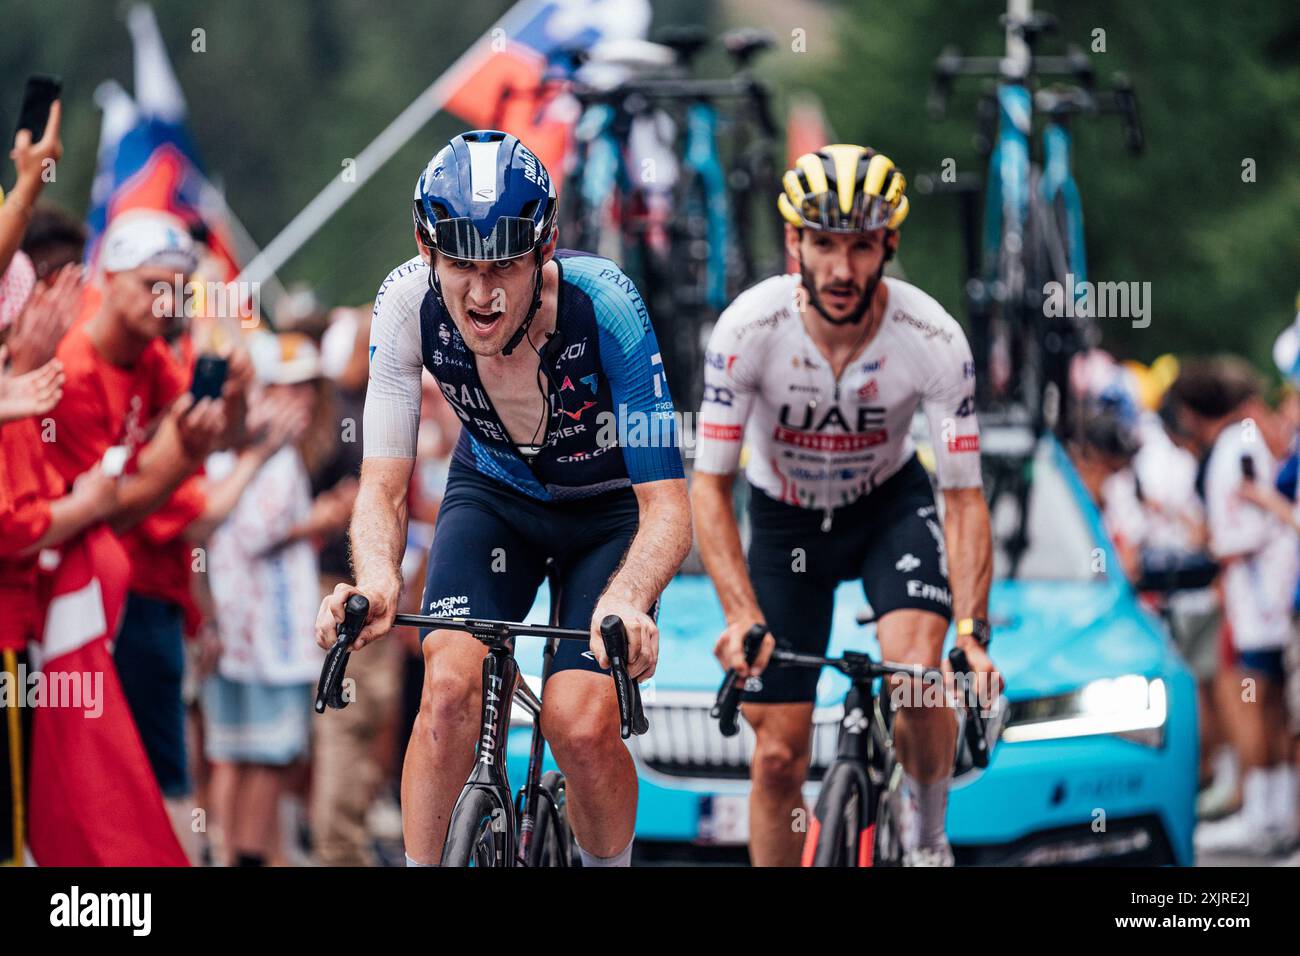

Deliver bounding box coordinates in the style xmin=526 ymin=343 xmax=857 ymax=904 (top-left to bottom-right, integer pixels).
xmin=694 ymin=274 xmax=983 ymax=511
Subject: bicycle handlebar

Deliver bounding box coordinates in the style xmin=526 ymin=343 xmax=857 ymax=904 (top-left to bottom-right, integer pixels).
xmin=314 ymin=598 xmax=649 ymax=739
xmin=709 ymin=626 xmax=997 ymax=771
xmin=710 ymin=624 xmax=768 ymax=737
xmin=948 ymin=647 xmax=991 ymax=769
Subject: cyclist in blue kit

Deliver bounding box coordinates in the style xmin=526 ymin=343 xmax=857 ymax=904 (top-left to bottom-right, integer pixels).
xmin=315 ymin=131 xmax=691 ymax=867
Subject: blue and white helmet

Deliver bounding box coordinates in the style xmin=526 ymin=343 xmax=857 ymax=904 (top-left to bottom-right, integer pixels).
xmin=413 ymin=130 xmax=557 ymax=262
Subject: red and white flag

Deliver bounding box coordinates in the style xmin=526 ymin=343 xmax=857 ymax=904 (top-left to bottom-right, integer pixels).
xmin=27 ymin=525 xmax=188 ymax=866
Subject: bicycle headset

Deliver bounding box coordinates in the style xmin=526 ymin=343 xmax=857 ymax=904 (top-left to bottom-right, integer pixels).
xmin=777 ymin=144 xmax=910 ymax=326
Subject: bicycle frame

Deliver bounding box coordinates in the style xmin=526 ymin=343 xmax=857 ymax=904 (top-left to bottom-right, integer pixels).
xmin=1038 ymin=118 xmax=1087 ymax=286
xmin=680 ymin=100 xmax=729 ymax=311
xmin=452 ymin=640 xmax=528 ymax=865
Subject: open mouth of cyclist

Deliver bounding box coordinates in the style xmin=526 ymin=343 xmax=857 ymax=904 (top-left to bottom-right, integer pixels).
xmin=467 ymin=308 xmax=504 ymax=336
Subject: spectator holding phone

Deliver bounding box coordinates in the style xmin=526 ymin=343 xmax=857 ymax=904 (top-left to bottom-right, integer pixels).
xmin=0 ymin=95 xmax=61 ymax=281
xmin=43 ymin=212 xmax=236 ymax=837
xmin=1174 ymin=358 xmax=1299 ymax=854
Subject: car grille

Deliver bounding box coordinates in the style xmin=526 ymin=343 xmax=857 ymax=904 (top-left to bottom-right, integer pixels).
xmin=632 ymin=691 xmax=844 ymax=781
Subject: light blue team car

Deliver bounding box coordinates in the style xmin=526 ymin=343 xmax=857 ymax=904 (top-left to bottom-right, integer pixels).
xmin=508 ymin=422 xmax=1198 ymax=865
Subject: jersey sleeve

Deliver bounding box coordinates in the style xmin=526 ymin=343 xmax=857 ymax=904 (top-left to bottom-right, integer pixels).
xmin=362 ymin=260 xmax=426 ymax=459
xmin=693 ymin=307 xmax=759 ymax=476
xmin=920 ymin=319 xmax=983 ymax=489
xmin=589 ymin=266 xmax=685 ymax=484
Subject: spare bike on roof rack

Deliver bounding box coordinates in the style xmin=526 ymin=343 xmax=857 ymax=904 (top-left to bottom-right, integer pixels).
xmin=530 ymin=27 xmax=781 ymax=413
xmin=927 ymin=0 xmax=1142 ymax=440
xmin=315 ymin=562 xmax=648 ymax=867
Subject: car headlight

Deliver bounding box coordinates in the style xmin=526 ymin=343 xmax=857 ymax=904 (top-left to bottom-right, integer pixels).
xmin=1000 ymin=676 xmax=1166 ymax=747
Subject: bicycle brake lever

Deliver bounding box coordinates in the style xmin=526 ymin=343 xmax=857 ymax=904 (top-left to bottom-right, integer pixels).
xmin=314 ymin=594 xmax=369 ymax=714
xmin=600 ymin=616 xmax=649 ymax=738
xmin=711 ymin=624 xmax=768 ymax=738
xmin=948 ymin=647 xmax=990 ymax=769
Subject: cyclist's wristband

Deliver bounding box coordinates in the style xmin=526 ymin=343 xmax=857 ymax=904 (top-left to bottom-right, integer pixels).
xmin=956 ymin=617 xmax=991 ymax=649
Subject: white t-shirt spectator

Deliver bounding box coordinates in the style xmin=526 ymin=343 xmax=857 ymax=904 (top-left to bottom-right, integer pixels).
xmin=206 ymin=446 xmax=324 ymax=684
xmin=1204 ymin=422 xmax=1299 ymax=651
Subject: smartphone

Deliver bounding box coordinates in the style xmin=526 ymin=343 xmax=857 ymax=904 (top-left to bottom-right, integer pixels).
xmin=14 ymin=74 xmax=62 ymax=143
xmin=1240 ymin=454 xmax=1256 ymax=482
xmin=190 ymin=354 xmax=229 ymax=402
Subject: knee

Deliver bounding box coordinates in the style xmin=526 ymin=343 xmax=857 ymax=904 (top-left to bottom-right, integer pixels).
xmin=543 ymin=695 xmax=623 ymax=773
xmin=419 ymin=644 xmax=480 ymax=730
xmin=751 ymin=734 xmax=808 ymax=793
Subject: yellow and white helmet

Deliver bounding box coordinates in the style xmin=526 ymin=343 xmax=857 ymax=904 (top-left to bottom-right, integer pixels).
xmin=778 ymin=144 xmax=909 ymax=233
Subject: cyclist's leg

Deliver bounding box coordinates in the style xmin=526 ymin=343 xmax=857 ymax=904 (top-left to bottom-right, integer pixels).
xmin=536 ymin=498 xmax=642 ymax=864
xmin=742 ymin=487 xmax=839 ymax=866
xmin=858 ymin=461 xmax=957 ymax=855
xmin=402 ymin=485 xmax=546 ymax=864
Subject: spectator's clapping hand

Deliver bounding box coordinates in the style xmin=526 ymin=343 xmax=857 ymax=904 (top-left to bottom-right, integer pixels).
xmin=6 ymin=264 xmax=82 ymax=373
xmin=69 ymin=462 xmax=119 ymax=522
xmin=245 ymin=388 xmax=309 ymax=457
xmin=0 ymin=350 xmax=63 ymax=422
xmin=218 ymin=347 xmax=254 ymax=447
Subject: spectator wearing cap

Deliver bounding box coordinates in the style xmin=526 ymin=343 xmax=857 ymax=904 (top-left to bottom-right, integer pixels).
xmin=43 ymin=212 xmax=248 ymax=843
xmin=201 ymin=332 xmax=335 ymax=867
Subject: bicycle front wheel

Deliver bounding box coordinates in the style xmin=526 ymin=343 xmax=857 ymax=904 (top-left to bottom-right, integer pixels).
xmin=528 ymin=771 xmax=577 ymax=867
xmin=441 ymin=789 xmax=510 ymax=867
xmin=805 ymin=762 xmax=871 ymax=867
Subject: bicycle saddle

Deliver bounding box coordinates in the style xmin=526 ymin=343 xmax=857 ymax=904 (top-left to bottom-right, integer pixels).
xmin=655 ymin=25 xmax=710 ymax=66
xmin=721 ymin=28 xmax=774 ymax=67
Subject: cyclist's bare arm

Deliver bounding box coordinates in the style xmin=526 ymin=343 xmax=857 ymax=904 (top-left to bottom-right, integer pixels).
xmin=605 ymin=478 xmax=691 ymax=612
xmin=941 ymin=487 xmax=993 ymax=624
xmin=592 ymin=477 xmax=691 ymax=679
xmin=315 ymin=456 xmax=412 ymax=651
xmin=691 ymin=472 xmax=774 ymax=676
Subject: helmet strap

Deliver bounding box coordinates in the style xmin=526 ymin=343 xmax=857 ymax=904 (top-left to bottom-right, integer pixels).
xmin=500 ymin=246 xmax=546 ymax=357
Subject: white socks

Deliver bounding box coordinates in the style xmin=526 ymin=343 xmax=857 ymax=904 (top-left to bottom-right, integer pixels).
xmin=576 ymin=837 xmax=634 ymax=867
xmin=903 ymin=773 xmax=951 ymax=849
xmin=1241 ymin=768 xmax=1271 ymax=830
xmin=1267 ymin=764 xmax=1298 ymax=834
xmin=405 ymin=854 xmax=438 ymax=867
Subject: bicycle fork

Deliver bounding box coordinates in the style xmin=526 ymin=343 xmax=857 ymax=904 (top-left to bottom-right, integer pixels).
xmin=448 ymin=644 xmax=519 ymax=865
xmin=802 ymin=681 xmax=879 ymax=866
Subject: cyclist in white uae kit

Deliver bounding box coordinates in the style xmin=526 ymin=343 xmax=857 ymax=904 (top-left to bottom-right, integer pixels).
xmin=691 ymin=144 xmax=1001 ymax=867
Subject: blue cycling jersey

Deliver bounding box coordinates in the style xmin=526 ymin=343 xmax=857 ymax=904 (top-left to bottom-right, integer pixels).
xmin=363 ymin=250 xmax=684 ymax=501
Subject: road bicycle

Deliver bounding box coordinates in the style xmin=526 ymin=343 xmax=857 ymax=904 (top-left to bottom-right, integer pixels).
xmin=545 ymin=28 xmax=781 ymax=411
xmin=711 ymin=623 xmax=1003 ymax=866
xmin=929 ymin=5 xmax=1142 ymax=437
xmin=315 ymin=576 xmax=648 ymax=867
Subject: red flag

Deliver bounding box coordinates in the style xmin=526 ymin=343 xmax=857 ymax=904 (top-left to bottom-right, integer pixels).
xmin=28 ymin=525 xmax=188 ymax=866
